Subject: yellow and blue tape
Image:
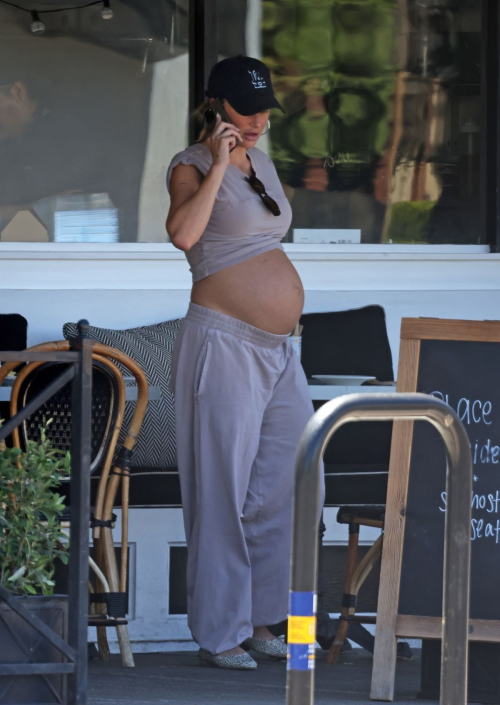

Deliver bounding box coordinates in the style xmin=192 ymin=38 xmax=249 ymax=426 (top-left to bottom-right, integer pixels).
xmin=287 ymin=591 xmax=316 ymax=671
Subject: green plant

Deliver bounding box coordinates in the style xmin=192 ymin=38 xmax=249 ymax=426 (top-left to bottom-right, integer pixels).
xmin=0 ymin=420 xmax=71 ymax=596
xmin=385 ymin=200 xmax=437 ymax=244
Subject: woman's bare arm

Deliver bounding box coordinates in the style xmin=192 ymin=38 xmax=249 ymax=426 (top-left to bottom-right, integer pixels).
xmin=166 ymin=162 xmax=226 ymax=251
xmin=166 ymin=116 xmax=240 ymax=251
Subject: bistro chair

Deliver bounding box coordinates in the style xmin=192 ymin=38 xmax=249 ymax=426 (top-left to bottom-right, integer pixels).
xmin=299 ymin=305 xmax=404 ymax=664
xmin=0 ymin=338 xmax=148 ymax=668
xmin=0 ymin=313 xmax=27 ymax=352
xmin=0 ymin=315 xmax=28 ymax=452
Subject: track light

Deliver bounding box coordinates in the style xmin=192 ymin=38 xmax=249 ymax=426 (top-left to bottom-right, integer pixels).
xmin=30 ymin=10 xmax=45 ymax=35
xmin=101 ymin=0 xmax=113 ymax=19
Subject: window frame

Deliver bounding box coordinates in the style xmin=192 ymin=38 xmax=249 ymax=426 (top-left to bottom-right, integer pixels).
xmin=481 ymin=0 xmax=500 ymax=251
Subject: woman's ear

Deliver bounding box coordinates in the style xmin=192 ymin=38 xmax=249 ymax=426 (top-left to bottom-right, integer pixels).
xmin=11 ymin=81 xmax=29 ymax=104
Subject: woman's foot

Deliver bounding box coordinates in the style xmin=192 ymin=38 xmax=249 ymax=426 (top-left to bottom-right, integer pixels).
xmin=242 ymin=626 xmax=288 ymax=659
xmin=252 ymin=626 xmax=276 ymax=641
xmin=219 ymin=645 xmax=247 ymax=656
xmin=199 ymin=646 xmax=257 ymax=670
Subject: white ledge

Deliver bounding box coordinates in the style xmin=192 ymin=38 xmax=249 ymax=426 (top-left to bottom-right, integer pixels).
xmin=1 ymin=243 xmax=498 ymax=291
xmin=0 ymin=242 xmax=494 ymax=262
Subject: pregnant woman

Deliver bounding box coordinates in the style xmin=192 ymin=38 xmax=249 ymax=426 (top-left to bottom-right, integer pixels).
xmin=166 ymin=55 xmax=324 ymax=670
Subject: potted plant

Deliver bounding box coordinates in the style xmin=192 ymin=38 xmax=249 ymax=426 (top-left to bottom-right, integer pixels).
xmin=0 ymin=420 xmax=71 ymax=704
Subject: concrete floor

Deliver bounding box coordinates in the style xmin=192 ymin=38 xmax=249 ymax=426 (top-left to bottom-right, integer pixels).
xmin=88 ymin=648 xmax=437 ymax=705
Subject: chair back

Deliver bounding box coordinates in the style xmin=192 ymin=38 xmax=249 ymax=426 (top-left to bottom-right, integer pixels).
xmin=300 ymin=305 xmax=394 ymax=381
xmin=0 ymin=314 xmax=28 ymax=352
xmin=299 ymin=305 xmax=394 ymax=506
xmin=18 ymin=360 xmax=119 ymax=475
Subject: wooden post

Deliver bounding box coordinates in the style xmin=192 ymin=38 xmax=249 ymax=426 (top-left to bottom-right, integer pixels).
xmin=371 ymin=339 xmax=420 ymax=700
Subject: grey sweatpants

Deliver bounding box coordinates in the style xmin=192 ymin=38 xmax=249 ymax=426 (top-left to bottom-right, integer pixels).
xmin=169 ymin=302 xmax=325 ymax=654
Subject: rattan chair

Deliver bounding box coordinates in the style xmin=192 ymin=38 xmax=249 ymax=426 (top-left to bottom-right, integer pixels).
xmin=0 ymin=338 xmax=148 ymax=667
xmin=326 ymin=506 xmax=384 ymax=664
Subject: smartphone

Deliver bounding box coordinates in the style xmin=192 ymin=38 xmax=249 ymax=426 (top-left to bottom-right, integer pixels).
xmin=204 ymin=99 xmax=241 ymax=151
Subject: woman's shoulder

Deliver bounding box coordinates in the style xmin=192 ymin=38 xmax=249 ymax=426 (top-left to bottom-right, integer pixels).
xmin=250 ymin=147 xmax=284 ymax=185
xmin=250 ymin=146 xmax=273 ymax=163
xmin=250 ymin=147 xmax=279 ymax=175
xmin=169 ymin=143 xmax=212 ymax=169
xmin=166 ymin=143 xmax=212 ymax=192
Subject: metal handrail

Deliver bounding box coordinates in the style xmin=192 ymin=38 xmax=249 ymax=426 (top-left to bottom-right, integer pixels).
xmin=286 ymin=393 xmax=472 ymax=705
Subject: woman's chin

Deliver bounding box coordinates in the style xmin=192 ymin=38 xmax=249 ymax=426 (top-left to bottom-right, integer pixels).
xmin=242 ymin=136 xmax=259 ymax=147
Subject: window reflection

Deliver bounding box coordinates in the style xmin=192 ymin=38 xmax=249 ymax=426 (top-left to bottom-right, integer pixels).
xmin=0 ymin=0 xmax=188 ymax=243
xmin=219 ymin=0 xmax=483 ymax=245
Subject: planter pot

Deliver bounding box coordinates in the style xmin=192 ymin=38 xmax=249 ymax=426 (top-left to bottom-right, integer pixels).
xmin=0 ymin=594 xmax=68 ymax=705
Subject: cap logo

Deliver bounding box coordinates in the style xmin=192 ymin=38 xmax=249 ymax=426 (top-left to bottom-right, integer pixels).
xmin=248 ymin=69 xmax=267 ymax=89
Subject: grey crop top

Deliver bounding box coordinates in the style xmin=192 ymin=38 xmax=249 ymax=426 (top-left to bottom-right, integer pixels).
xmin=166 ymin=143 xmax=292 ymax=283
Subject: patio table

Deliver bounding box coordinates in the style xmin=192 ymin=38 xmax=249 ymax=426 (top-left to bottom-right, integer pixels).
xmin=309 ymin=382 xmax=396 ymax=401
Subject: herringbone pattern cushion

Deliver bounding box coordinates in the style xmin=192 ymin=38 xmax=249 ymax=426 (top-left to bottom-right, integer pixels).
xmin=62 ymin=319 xmax=182 ymax=468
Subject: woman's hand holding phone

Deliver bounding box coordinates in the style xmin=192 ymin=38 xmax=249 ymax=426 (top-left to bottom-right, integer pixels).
xmin=206 ymin=114 xmax=241 ymax=169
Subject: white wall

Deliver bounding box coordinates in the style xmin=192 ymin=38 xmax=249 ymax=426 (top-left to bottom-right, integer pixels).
xmin=137 ymin=54 xmax=189 ymax=242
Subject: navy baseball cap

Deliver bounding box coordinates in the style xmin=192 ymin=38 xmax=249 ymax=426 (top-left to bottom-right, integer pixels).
xmin=206 ymin=55 xmax=284 ymax=116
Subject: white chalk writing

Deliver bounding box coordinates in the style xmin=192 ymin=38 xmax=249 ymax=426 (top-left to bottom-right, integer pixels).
xmin=432 ymin=390 xmax=499 ymax=545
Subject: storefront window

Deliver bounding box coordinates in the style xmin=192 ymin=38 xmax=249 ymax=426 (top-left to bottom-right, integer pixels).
xmin=0 ymin=0 xmax=486 ymax=247
xmin=218 ymin=0 xmax=484 ymax=245
xmin=0 ymin=1 xmax=188 ymax=243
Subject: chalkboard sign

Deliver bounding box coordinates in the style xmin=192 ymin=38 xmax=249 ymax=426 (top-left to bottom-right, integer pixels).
xmin=371 ymin=318 xmax=500 ymax=703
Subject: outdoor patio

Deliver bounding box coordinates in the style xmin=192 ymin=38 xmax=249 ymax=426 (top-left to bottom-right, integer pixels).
xmin=88 ymin=648 xmax=436 ymax=705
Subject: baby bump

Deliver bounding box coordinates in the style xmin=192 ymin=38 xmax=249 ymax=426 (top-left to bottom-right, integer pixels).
xmin=191 ymin=248 xmax=305 ymax=335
